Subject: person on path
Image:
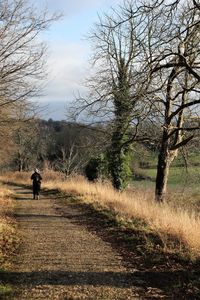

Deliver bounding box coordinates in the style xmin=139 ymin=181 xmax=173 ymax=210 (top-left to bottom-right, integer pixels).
xmin=31 ymin=168 xmax=42 ymax=200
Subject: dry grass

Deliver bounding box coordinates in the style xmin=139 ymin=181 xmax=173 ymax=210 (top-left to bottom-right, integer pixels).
xmin=45 ymin=176 xmax=200 ymax=257
xmin=1 ymin=171 xmax=200 ymax=258
xmin=0 ymin=185 xmax=17 ymax=270
xmin=0 ymin=185 xmax=20 ymax=297
xmin=0 ymin=186 xmax=14 ymax=215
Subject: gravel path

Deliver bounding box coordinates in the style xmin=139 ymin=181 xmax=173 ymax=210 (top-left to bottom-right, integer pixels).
xmin=5 ymin=186 xmax=145 ymax=300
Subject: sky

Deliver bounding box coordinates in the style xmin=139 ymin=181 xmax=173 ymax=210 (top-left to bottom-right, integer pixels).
xmin=32 ymin=0 xmax=122 ymax=120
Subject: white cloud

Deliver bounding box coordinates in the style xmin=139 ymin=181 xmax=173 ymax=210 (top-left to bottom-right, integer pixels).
xmin=34 ymin=0 xmax=122 ymax=20
xmin=32 ymin=0 xmax=122 ymax=119
xmin=45 ymin=40 xmax=89 ymax=98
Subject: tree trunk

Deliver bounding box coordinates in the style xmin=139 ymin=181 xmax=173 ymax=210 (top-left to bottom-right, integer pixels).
xmin=109 ymin=147 xmax=124 ymax=190
xmin=18 ymin=161 xmax=23 ymax=172
xmin=108 ymin=120 xmax=131 ymax=191
xmin=155 ymin=133 xmax=178 ymax=202
xmin=155 ymin=148 xmax=170 ymax=202
xmin=18 ymin=151 xmax=23 ymax=172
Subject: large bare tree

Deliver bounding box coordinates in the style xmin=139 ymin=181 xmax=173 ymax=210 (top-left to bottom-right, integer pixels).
xmin=141 ymin=0 xmax=200 ymax=201
xmin=106 ymin=0 xmax=200 ymax=200
xmin=74 ymin=3 xmax=151 ymax=190
xmin=0 ymin=0 xmax=58 ymax=111
xmin=0 ymin=0 xmax=59 ymax=166
xmin=73 ymin=0 xmax=200 ymax=197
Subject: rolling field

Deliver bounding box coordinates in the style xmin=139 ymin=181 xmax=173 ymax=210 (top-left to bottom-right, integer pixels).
xmin=143 ymin=166 xmax=200 ymax=185
xmin=133 ymin=165 xmax=200 ymax=212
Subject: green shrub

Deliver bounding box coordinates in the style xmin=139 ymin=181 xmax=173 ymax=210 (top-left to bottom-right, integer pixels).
xmin=84 ymin=154 xmax=108 ymax=182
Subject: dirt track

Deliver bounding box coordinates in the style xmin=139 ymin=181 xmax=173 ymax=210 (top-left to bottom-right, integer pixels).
xmin=1 ymin=184 xmax=199 ymax=299
xmin=2 ymin=185 xmax=150 ymax=300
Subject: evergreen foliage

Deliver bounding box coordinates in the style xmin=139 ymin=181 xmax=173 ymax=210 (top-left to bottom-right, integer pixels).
xmin=84 ymin=154 xmax=108 ymax=182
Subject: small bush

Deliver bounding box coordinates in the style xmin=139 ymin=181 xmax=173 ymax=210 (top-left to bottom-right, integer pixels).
xmin=85 ymin=155 xmax=108 ymax=182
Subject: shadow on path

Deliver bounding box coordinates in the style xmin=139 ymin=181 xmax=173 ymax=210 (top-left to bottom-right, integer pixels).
xmin=9 ymin=183 xmax=66 ymax=201
xmin=0 ymin=269 xmax=192 ymax=289
xmin=1 ymin=271 xmax=136 ymax=287
xmin=4 ymin=182 xmax=200 ymax=299
xmin=13 ymin=213 xmax=66 ymax=219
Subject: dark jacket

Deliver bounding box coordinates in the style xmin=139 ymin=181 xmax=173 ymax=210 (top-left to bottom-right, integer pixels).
xmin=31 ymin=172 xmax=42 ymax=193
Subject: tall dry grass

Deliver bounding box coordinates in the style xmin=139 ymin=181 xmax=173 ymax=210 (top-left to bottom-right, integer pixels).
xmin=44 ymin=176 xmax=200 ymax=257
xmin=0 ymin=185 xmax=16 ymax=267
xmin=1 ymin=171 xmax=200 ymax=258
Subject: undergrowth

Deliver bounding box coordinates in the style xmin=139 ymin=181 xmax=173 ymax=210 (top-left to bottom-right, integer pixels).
xmin=1 ymin=171 xmax=200 ymax=260
xmin=0 ymin=185 xmax=19 ymax=298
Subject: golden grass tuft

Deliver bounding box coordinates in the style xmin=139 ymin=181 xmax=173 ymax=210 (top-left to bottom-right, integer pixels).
xmin=0 ymin=183 xmax=17 ymax=270
xmin=44 ymin=174 xmax=200 ymax=257
xmin=0 ymin=186 xmax=14 ymax=215
xmin=1 ymin=171 xmax=200 ymax=258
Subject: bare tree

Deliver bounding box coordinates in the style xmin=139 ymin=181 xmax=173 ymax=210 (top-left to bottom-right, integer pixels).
xmin=11 ymin=101 xmax=40 ymax=171
xmin=74 ymin=3 xmax=152 ymax=190
xmin=0 ymin=0 xmax=59 ymax=169
xmin=113 ymin=0 xmax=200 ymax=200
xmin=73 ymin=0 xmax=200 ymax=197
xmin=0 ymin=105 xmax=17 ymax=166
xmin=139 ymin=0 xmax=200 ymax=201
xmin=0 ymin=0 xmax=59 ymax=111
xmin=58 ymin=143 xmax=81 ymax=177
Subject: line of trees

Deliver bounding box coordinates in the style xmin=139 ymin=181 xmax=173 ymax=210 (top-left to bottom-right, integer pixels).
xmin=1 ymin=119 xmax=107 ymax=176
xmin=74 ymin=0 xmax=200 ymax=201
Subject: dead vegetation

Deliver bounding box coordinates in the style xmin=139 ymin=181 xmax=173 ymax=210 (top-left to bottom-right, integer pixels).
xmin=0 ymin=185 xmax=19 ymax=298
xmin=0 ymin=186 xmax=16 ymax=265
xmin=2 ymin=171 xmax=200 ymax=260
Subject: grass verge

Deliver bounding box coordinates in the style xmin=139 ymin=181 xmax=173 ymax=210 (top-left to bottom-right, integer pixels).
xmin=0 ymin=284 xmax=13 ymax=298
xmin=1 ymin=171 xmax=200 ymax=261
xmin=0 ymin=185 xmax=19 ymax=298
xmin=1 ymin=171 xmax=200 ymax=297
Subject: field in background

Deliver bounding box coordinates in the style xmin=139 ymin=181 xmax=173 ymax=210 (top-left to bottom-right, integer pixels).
xmin=1 ymin=171 xmax=200 ymax=260
xmin=133 ymin=146 xmax=200 ymax=187
xmin=134 ymin=165 xmax=200 ymax=212
xmin=141 ymin=166 xmax=200 ymax=185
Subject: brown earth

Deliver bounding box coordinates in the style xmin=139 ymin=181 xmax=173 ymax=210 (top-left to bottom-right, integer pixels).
xmin=1 ymin=184 xmax=200 ymax=299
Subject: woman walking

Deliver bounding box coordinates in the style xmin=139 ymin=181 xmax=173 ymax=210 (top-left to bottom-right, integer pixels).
xmin=31 ymin=168 xmax=42 ymax=200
